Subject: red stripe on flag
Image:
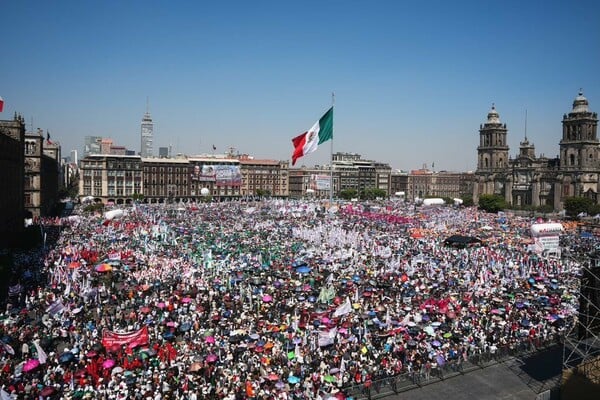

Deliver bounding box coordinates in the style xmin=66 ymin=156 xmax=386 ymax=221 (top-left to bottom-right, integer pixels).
xmin=291 ymin=131 xmax=308 ymax=166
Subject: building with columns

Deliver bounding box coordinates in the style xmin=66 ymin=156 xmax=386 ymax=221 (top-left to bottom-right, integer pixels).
xmin=474 ymin=91 xmax=599 ymax=210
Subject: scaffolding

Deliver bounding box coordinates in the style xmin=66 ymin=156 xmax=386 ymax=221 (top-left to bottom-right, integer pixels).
xmin=562 ymin=256 xmax=600 ymax=384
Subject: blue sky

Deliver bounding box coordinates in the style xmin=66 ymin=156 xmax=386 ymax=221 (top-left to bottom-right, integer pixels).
xmin=1 ymin=0 xmax=598 ymax=171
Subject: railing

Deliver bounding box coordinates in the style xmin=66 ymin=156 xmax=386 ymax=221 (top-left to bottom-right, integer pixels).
xmin=342 ymin=337 xmax=561 ymax=400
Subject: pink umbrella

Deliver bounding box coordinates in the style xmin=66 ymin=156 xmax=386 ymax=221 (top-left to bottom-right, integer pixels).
xmin=23 ymin=359 xmax=40 ymax=373
xmin=205 ymin=354 xmax=218 ymax=363
xmin=181 ymin=297 xmax=192 ymax=303
xmin=166 ymin=321 xmax=176 ymax=327
xmin=157 ymin=302 xmax=166 ymax=309
xmin=102 ymin=359 xmax=116 ymax=369
xmin=95 ymin=263 xmax=113 ymax=273
xmin=262 ymin=295 xmax=273 ymax=302
xmin=205 ymin=336 xmax=215 ymax=344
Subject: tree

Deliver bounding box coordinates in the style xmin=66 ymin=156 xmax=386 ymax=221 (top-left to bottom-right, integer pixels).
xmin=132 ymin=193 xmax=145 ymax=201
xmin=256 ymin=189 xmax=271 ymax=198
xmin=339 ymin=189 xmax=358 ymax=200
xmin=461 ymin=196 xmax=474 ymax=207
xmin=563 ymin=196 xmax=595 ymax=217
xmin=360 ymin=188 xmax=387 ymax=200
xmin=477 ymin=194 xmax=507 ymax=213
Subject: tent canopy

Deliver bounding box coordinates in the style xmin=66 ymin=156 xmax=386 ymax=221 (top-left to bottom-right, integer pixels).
xmin=443 ymin=235 xmax=482 ymax=247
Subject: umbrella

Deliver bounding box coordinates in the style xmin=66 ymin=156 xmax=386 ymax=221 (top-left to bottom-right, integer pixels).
xmin=140 ymin=306 xmax=151 ymax=314
xmin=95 ymin=263 xmax=113 ymax=272
xmin=85 ymin=351 xmax=97 ymax=358
xmin=205 ymin=336 xmax=216 ymax=344
xmin=443 ymin=332 xmax=452 ymax=339
xmin=268 ymin=373 xmax=279 ymax=381
xmin=189 ymin=362 xmax=202 ymax=372
xmin=296 ymin=266 xmax=311 ymax=274
xmin=59 ymin=351 xmax=75 ymax=364
xmin=40 ymin=386 xmax=57 ymax=397
xmin=432 ymin=340 xmax=441 ymax=347
xmin=111 ymin=366 xmax=124 ymax=375
xmin=436 ymin=354 xmax=446 ymax=366
xmin=324 ymin=375 xmax=336 ymax=383
xmin=206 ymin=354 xmax=218 ymax=363
xmin=23 ymin=359 xmax=40 ymax=372
xmin=102 ymin=359 xmax=116 ymax=369
xmin=68 ymin=261 xmax=81 ymax=269
xmin=262 ymin=295 xmax=273 ymax=302
xmin=179 ymin=322 xmax=192 ymax=332
xmin=288 ymin=375 xmax=300 ymax=384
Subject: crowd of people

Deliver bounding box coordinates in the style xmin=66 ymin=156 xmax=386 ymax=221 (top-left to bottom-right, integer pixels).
xmin=0 ymin=200 xmax=589 ymax=399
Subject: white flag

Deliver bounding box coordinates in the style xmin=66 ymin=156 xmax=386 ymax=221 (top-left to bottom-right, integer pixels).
xmin=0 ymin=388 xmax=12 ymax=400
xmin=33 ymin=340 xmax=48 ymax=364
xmin=333 ymin=297 xmax=352 ymax=318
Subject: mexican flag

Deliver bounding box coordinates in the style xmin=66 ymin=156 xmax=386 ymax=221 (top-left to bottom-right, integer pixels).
xmin=291 ymin=107 xmax=333 ymax=165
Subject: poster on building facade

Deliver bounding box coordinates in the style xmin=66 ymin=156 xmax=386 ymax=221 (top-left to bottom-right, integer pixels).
xmin=215 ymin=165 xmax=242 ymax=186
xmin=310 ymin=174 xmax=331 ymax=190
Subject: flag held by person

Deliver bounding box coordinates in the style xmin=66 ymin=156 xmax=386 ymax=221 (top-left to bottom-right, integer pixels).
xmin=33 ymin=340 xmax=48 ymax=364
xmin=333 ymin=296 xmax=352 ymax=318
xmin=291 ymin=107 xmax=333 ymax=165
xmin=0 ymin=96 xmax=4 ymax=113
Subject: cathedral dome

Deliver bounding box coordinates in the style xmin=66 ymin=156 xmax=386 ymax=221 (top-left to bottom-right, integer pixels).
xmin=487 ymin=104 xmax=501 ymax=124
xmin=572 ymin=90 xmax=589 ymax=113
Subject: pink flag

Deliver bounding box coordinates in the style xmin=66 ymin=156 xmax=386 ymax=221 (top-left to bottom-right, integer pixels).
xmin=0 ymin=96 xmax=4 ymax=112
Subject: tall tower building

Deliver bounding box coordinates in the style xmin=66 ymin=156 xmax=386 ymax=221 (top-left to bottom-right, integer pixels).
xmin=477 ymin=104 xmax=509 ymax=172
xmin=474 ymin=104 xmax=510 ymax=203
xmin=559 ymin=91 xmax=599 ymax=171
xmin=140 ymin=104 xmax=154 ymax=158
xmin=70 ymin=149 xmax=78 ymax=165
xmin=559 ymin=91 xmax=599 ymax=199
xmin=84 ymin=135 xmax=102 ymax=157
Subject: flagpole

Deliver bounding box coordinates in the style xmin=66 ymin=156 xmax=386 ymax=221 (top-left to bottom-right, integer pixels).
xmin=330 ymin=92 xmax=335 ymax=206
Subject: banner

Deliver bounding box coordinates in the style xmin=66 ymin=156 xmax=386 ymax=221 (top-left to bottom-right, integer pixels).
xmin=215 ymin=165 xmax=242 ymax=187
xmin=102 ymin=326 xmax=149 ymax=348
xmin=310 ymin=174 xmax=331 ymax=191
xmin=190 ymin=164 xmax=242 ymax=186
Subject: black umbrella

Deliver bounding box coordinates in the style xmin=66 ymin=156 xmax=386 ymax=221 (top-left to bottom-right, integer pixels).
xmin=59 ymin=351 xmax=75 ymax=364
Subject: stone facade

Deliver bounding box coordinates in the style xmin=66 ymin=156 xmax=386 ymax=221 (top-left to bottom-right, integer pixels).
xmin=474 ymin=92 xmax=599 ymax=210
xmin=0 ymin=115 xmax=25 ymax=245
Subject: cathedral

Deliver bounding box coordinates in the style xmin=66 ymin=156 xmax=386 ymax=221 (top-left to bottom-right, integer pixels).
xmin=473 ymin=91 xmax=599 ymax=211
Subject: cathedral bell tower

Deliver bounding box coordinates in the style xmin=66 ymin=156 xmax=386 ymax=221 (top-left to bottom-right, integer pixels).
xmin=558 ymin=91 xmax=599 ymax=201
xmin=477 ymin=104 xmax=509 ymax=172
xmin=474 ymin=104 xmax=511 ymax=204
xmin=560 ymin=91 xmax=599 ymax=171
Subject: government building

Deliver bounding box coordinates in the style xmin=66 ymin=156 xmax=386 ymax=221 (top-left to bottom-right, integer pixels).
xmin=473 ymin=91 xmax=598 ymax=210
